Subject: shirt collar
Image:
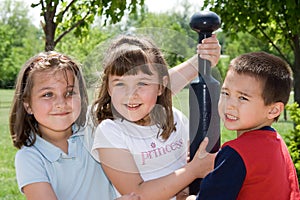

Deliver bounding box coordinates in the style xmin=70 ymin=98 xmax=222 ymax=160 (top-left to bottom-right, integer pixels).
xmin=260 ymin=126 xmax=275 ymax=132
xmin=32 ymin=125 xmax=85 ymax=162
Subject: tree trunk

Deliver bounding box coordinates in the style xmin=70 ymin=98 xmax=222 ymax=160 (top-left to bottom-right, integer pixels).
xmin=43 ymin=2 xmax=57 ymax=52
xmin=44 ymin=19 xmax=56 ymax=51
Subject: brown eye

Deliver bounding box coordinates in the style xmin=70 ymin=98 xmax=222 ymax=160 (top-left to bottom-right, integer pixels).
xmin=66 ymin=90 xmax=76 ymax=97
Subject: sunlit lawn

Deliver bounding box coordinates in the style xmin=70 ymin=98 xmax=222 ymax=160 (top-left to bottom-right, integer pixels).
xmin=0 ymin=88 xmax=294 ymax=199
xmin=0 ymin=89 xmax=24 ymax=199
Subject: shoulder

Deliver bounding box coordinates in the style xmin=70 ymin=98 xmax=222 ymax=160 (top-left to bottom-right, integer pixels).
xmin=15 ymin=146 xmax=44 ymax=165
xmin=223 ymin=129 xmax=279 ymax=152
xmin=93 ymin=119 xmax=126 ymax=148
xmin=172 ymin=107 xmax=188 ymax=124
xmin=98 ymin=118 xmax=120 ymax=128
xmin=96 ymin=119 xmax=124 ymax=136
xmin=217 ymin=145 xmax=244 ymax=163
xmin=15 ymin=146 xmax=50 ymax=191
xmin=15 ymin=143 xmax=56 ymax=170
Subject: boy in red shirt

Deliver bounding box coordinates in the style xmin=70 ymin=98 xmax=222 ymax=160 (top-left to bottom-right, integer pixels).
xmin=188 ymin=52 xmax=300 ymax=200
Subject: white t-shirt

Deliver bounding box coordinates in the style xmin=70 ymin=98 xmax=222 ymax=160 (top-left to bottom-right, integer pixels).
xmin=91 ymin=107 xmax=189 ymax=199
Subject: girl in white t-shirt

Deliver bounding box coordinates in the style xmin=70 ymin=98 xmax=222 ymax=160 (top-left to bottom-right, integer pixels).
xmin=10 ymin=51 xmax=140 ymax=200
xmin=91 ymin=35 xmax=216 ymax=200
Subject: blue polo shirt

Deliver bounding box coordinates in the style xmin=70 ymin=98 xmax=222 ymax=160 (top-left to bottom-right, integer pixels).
xmin=15 ymin=125 xmax=116 ymax=200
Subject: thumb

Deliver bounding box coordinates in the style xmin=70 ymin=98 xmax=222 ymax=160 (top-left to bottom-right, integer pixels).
xmin=197 ymin=137 xmax=209 ymax=159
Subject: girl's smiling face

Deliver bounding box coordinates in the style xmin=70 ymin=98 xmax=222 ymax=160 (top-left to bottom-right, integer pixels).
xmin=108 ymin=69 xmax=164 ymax=126
xmin=218 ymin=69 xmax=274 ymax=136
xmin=24 ymin=69 xmax=81 ymax=139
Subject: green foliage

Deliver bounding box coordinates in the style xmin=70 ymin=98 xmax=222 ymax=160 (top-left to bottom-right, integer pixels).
xmin=0 ymin=0 xmax=43 ymax=89
xmin=215 ymin=55 xmax=229 ymax=81
xmin=122 ymin=5 xmax=200 ymax=69
xmin=203 ymin=0 xmax=298 ymax=64
xmin=32 ymin=0 xmax=145 ymax=50
xmin=285 ymin=103 xmax=300 ymax=184
xmin=202 ymin=0 xmax=300 ymax=106
xmin=55 ymin=26 xmax=114 ymax=88
xmin=126 ymin=12 xmax=195 ymax=66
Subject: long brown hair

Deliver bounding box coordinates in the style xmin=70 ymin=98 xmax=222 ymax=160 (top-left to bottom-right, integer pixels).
xmin=9 ymin=51 xmax=89 ymax=149
xmin=91 ymin=35 xmax=176 ymax=140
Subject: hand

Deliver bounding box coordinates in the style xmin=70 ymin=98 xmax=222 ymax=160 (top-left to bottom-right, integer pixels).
xmin=190 ymin=137 xmax=217 ymax=178
xmin=197 ymin=34 xmax=221 ymax=67
xmin=115 ymin=192 xmax=141 ymax=200
xmin=176 ymin=187 xmax=189 ymax=200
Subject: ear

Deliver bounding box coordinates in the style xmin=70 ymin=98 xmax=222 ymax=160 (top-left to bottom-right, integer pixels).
xmin=158 ymin=76 xmax=168 ymax=96
xmin=23 ymin=102 xmax=33 ymax=115
xmin=267 ymin=102 xmax=284 ymax=120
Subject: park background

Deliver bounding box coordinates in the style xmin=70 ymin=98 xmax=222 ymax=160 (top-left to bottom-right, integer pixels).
xmin=0 ymin=0 xmax=299 ymax=199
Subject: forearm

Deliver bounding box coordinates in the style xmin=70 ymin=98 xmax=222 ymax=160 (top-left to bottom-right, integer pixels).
xmin=135 ymin=161 xmax=201 ymax=200
xmin=133 ymin=141 xmax=214 ymax=200
xmin=169 ymin=55 xmax=198 ymax=95
xmin=168 ymin=34 xmax=220 ymax=95
xmin=101 ymin=139 xmax=214 ymax=200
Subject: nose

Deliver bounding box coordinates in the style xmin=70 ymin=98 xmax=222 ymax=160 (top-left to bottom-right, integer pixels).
xmin=55 ymin=95 xmax=67 ymax=109
xmin=127 ymin=86 xmax=139 ymax=99
xmin=223 ymin=96 xmax=237 ymax=110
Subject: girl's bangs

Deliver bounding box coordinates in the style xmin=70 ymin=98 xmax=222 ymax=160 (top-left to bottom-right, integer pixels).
xmin=109 ymin=49 xmax=154 ymax=76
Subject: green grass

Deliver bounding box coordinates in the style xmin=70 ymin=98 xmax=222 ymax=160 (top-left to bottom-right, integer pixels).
xmin=0 ymin=89 xmax=24 ymax=200
xmin=0 ymin=88 xmax=294 ymax=199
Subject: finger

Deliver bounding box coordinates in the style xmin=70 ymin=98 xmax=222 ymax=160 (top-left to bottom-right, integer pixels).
xmin=197 ymin=42 xmax=221 ymax=51
xmin=199 ymin=54 xmax=220 ymax=67
xmin=201 ymin=34 xmax=218 ymax=43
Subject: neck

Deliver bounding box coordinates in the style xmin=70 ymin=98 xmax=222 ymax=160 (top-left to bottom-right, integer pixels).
xmin=40 ymin=128 xmax=72 ymax=154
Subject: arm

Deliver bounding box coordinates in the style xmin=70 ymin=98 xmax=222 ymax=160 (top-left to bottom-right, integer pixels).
xmin=186 ymin=146 xmax=246 ymax=200
xmin=23 ymin=183 xmax=57 ymax=200
xmin=15 ymin=150 xmax=58 ymax=200
xmin=196 ymin=146 xmax=245 ymax=200
xmin=169 ymin=34 xmax=221 ymax=94
xmin=98 ymin=138 xmax=215 ymax=200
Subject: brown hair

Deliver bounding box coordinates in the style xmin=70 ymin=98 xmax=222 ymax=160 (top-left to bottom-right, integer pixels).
xmin=91 ymin=35 xmax=176 ymax=140
xmin=9 ymin=51 xmax=89 ymax=149
xmin=228 ymin=51 xmax=293 ymax=120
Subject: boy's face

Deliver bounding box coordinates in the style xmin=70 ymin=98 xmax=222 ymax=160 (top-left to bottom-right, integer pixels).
xmin=218 ymin=69 xmax=274 ymax=136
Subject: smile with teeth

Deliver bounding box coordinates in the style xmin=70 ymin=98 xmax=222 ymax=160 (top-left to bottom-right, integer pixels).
xmin=226 ymin=113 xmax=238 ymax=120
xmin=126 ymin=103 xmax=141 ymax=109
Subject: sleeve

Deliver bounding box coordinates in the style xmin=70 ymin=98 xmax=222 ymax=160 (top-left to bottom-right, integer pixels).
xmin=91 ymin=119 xmax=126 ymax=162
xmin=173 ymin=107 xmax=189 ymax=143
xmin=197 ymin=146 xmax=246 ymax=200
xmin=15 ymin=148 xmax=50 ymax=193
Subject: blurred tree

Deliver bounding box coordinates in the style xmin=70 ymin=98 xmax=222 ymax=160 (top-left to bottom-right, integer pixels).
xmin=32 ymin=0 xmax=144 ymax=51
xmin=121 ymin=1 xmax=198 ymax=68
xmin=0 ymin=0 xmax=42 ymax=88
xmin=55 ymin=26 xmax=114 ymax=88
xmin=202 ymin=0 xmax=300 ymax=104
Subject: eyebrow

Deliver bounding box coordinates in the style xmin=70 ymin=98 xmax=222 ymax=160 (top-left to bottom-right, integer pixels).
xmin=37 ymin=85 xmax=75 ymax=91
xmin=238 ymin=91 xmax=252 ymax=98
xmin=111 ymin=75 xmax=154 ymax=81
xmin=222 ymin=87 xmax=253 ymax=98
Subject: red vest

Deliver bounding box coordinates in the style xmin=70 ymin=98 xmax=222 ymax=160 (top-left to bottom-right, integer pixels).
xmin=223 ymin=130 xmax=300 ymax=200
